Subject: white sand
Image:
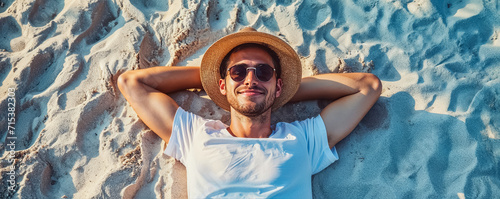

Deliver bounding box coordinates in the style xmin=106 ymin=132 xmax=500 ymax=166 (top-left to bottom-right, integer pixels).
xmin=1 ymin=0 xmax=499 ymax=198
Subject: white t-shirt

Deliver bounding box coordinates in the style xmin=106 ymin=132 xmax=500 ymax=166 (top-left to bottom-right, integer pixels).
xmin=164 ymin=107 xmax=338 ymax=198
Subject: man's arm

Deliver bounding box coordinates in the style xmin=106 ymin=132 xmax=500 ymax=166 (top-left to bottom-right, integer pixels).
xmin=290 ymin=73 xmax=382 ymax=148
xmin=117 ymin=66 xmax=202 ymax=143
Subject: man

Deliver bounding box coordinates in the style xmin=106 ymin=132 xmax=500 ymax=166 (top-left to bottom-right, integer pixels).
xmin=117 ymin=27 xmax=382 ymax=198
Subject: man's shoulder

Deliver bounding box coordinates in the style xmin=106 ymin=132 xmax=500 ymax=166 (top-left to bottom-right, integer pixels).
xmin=174 ymin=107 xmax=227 ymax=130
xmin=175 ymin=107 xmax=206 ymax=121
xmin=273 ymin=114 xmax=324 ymax=136
xmin=275 ymin=114 xmax=323 ymax=127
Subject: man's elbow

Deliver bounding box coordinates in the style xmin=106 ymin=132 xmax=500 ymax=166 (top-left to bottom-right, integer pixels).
xmin=370 ymin=74 xmax=382 ymax=95
xmin=363 ymin=73 xmax=382 ymax=96
xmin=117 ymin=72 xmax=129 ymax=93
xmin=117 ymin=71 xmax=140 ymax=95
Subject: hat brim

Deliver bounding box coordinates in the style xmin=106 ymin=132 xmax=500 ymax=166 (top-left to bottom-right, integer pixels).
xmin=200 ymin=30 xmax=301 ymax=111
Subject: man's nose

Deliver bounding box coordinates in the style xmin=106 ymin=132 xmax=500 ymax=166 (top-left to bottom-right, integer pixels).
xmin=243 ymin=69 xmax=258 ymax=85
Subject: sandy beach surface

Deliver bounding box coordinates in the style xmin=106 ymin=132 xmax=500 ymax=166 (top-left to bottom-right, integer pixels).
xmin=1 ymin=0 xmax=499 ymax=198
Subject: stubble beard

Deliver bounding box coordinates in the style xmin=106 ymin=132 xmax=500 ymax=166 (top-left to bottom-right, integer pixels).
xmin=227 ymin=86 xmax=276 ymax=117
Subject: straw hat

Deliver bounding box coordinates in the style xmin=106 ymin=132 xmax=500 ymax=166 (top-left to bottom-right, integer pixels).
xmin=200 ymin=27 xmax=302 ymax=111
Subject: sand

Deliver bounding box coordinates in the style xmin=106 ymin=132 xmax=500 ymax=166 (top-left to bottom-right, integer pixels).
xmin=0 ymin=0 xmax=499 ymax=198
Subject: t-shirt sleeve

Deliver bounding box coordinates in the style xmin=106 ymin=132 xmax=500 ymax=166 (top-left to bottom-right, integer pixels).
xmin=163 ymin=107 xmax=206 ymax=165
xmin=299 ymin=114 xmax=339 ymax=175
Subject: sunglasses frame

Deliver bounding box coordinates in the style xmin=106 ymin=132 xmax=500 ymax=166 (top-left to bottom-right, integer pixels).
xmin=226 ymin=64 xmax=276 ymax=82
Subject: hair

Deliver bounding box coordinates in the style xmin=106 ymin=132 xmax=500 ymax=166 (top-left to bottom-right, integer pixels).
xmin=219 ymin=43 xmax=281 ymax=79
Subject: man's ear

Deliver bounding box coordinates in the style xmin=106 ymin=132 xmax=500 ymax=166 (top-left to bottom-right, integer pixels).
xmin=275 ymin=78 xmax=283 ymax=98
xmin=219 ymin=79 xmax=227 ymax=95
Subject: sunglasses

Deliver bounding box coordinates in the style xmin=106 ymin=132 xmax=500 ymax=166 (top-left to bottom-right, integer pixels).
xmin=227 ymin=64 xmax=276 ymax=82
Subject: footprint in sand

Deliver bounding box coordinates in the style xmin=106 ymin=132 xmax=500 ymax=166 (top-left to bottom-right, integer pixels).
xmin=5 ymin=50 xmax=57 ymax=150
xmin=448 ymin=84 xmax=482 ymax=113
xmin=388 ymin=9 xmax=410 ymax=40
xmin=0 ymin=16 xmax=22 ymax=52
xmin=130 ymin=0 xmax=168 ymax=11
xmin=0 ymin=58 xmax=12 ymax=87
xmin=137 ymin=32 xmax=162 ymax=69
xmin=28 ymin=0 xmax=64 ymax=27
xmin=297 ymin=0 xmax=331 ymax=30
xmin=74 ymin=92 xmax=115 ymax=157
xmin=18 ymin=51 xmax=57 ymax=95
xmin=70 ymin=0 xmax=119 ymax=51
xmin=0 ymin=0 xmax=14 ymax=13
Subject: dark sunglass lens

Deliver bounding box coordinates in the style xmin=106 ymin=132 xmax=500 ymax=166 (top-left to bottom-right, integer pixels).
xmin=256 ymin=64 xmax=274 ymax=82
xmin=229 ymin=65 xmax=247 ymax=82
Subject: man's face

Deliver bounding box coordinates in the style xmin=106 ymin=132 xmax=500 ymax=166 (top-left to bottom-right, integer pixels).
xmin=219 ymin=47 xmax=283 ymax=116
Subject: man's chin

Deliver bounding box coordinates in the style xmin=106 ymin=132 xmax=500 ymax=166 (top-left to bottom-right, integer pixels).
xmin=232 ymin=103 xmax=274 ymax=117
xmin=237 ymin=98 xmax=262 ymax=106
xmin=228 ymin=95 xmax=274 ymax=117
xmin=231 ymin=104 xmax=263 ymax=116
xmin=237 ymin=94 xmax=265 ymax=101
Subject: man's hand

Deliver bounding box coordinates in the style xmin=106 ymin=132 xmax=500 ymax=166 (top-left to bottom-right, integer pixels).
xmin=117 ymin=66 xmax=202 ymax=143
xmin=291 ymin=73 xmax=382 ymax=148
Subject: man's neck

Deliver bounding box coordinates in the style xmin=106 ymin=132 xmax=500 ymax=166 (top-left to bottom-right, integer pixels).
xmin=228 ymin=109 xmax=273 ymax=138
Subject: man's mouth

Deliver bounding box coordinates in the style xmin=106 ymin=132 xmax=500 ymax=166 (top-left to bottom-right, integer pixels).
xmin=237 ymin=88 xmax=265 ymax=96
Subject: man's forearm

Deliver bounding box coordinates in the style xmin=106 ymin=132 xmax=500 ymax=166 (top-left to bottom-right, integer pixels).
xmin=116 ymin=66 xmax=201 ymax=142
xmin=290 ymin=73 xmax=381 ymax=102
xmin=119 ymin=66 xmax=202 ymax=95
